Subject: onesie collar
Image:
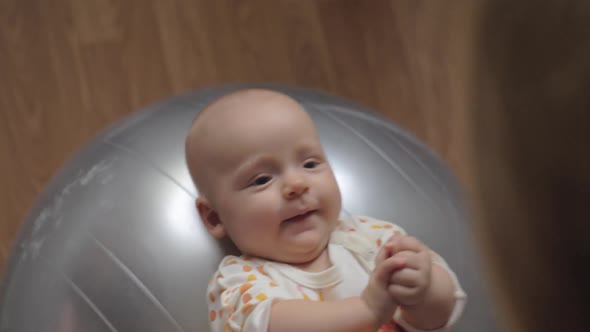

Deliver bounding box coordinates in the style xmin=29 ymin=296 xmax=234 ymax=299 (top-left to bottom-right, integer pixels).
xmin=270 ymin=244 xmax=345 ymax=289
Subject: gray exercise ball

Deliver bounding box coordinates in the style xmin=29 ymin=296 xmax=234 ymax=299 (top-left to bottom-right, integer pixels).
xmin=0 ymin=84 xmax=496 ymax=331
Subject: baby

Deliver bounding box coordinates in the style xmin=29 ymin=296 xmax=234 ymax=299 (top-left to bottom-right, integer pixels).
xmin=185 ymin=89 xmax=466 ymax=332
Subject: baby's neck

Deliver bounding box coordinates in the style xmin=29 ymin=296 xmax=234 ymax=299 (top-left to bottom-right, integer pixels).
xmin=291 ymin=247 xmax=332 ymax=273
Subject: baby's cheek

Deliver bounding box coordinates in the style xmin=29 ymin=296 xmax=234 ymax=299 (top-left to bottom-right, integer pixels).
xmin=321 ymin=176 xmax=341 ymax=212
xmin=249 ymin=195 xmax=280 ymax=220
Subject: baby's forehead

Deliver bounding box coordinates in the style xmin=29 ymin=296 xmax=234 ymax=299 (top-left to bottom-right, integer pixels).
xmin=198 ymin=98 xmax=314 ymax=139
xmin=204 ymin=92 xmax=302 ymax=122
xmin=188 ymin=89 xmax=318 ymax=159
xmin=201 ymin=121 xmax=320 ymax=163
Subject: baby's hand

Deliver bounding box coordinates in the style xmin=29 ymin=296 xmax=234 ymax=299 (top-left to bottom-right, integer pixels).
xmin=385 ymin=235 xmax=432 ymax=307
xmin=361 ymin=240 xmax=406 ymax=326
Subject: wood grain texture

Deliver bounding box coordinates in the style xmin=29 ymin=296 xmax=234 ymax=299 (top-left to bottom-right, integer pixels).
xmin=0 ymin=0 xmax=473 ymax=281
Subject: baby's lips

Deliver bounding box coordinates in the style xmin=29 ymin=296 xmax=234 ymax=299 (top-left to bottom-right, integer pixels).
xmin=282 ymin=205 xmax=317 ymax=221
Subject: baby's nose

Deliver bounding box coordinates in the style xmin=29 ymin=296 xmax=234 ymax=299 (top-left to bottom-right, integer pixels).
xmin=283 ymin=176 xmax=309 ymax=199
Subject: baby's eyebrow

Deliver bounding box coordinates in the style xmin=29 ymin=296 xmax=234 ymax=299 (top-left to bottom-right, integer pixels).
xmin=295 ymin=142 xmax=323 ymax=157
xmin=234 ymin=155 xmax=275 ymax=176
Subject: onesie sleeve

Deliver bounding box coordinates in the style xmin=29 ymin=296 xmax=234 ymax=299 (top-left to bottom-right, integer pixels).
xmin=342 ymin=215 xmax=407 ymax=249
xmin=207 ymin=256 xmax=291 ymax=332
xmin=348 ymin=216 xmax=467 ymax=331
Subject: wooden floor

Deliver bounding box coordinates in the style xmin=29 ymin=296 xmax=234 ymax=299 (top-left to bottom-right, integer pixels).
xmin=0 ymin=1 xmax=473 ymax=276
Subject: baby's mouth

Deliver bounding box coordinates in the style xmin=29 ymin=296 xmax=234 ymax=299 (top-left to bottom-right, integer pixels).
xmin=283 ymin=210 xmax=317 ymax=223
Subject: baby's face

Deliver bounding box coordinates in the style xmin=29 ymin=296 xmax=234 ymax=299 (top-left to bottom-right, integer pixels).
xmin=192 ymin=91 xmax=341 ymax=264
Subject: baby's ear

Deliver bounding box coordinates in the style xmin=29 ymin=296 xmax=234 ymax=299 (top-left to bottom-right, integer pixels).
xmin=196 ymin=197 xmax=225 ymax=238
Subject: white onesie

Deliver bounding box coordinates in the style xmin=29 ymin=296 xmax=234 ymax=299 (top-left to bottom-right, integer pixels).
xmin=207 ymin=215 xmax=467 ymax=332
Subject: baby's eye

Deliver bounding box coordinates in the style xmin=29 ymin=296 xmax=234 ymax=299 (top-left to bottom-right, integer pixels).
xmin=251 ymin=175 xmax=272 ymax=186
xmin=304 ymin=160 xmax=320 ymax=169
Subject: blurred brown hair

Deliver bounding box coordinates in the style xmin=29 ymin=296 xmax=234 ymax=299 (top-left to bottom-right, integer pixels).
xmin=469 ymin=1 xmax=590 ymax=331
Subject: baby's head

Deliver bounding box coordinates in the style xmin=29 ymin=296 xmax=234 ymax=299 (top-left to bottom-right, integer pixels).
xmin=185 ymin=89 xmax=342 ymax=264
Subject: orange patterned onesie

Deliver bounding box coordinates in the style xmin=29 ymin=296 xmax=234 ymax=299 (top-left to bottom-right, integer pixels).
xmin=207 ymin=215 xmax=466 ymax=332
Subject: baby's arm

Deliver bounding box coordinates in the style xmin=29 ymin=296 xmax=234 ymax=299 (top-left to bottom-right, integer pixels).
xmin=269 ymin=297 xmax=377 ymax=332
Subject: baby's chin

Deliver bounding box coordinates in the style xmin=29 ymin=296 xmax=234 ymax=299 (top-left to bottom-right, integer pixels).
xmin=275 ymin=236 xmax=329 ymax=264
xmin=239 ymin=237 xmax=327 ymax=265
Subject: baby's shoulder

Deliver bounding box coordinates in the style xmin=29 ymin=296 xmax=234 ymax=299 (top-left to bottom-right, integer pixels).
xmin=214 ymin=255 xmax=277 ymax=280
xmin=335 ymin=215 xmax=405 ymax=234
xmin=331 ymin=215 xmax=407 ymax=255
xmin=216 ymin=254 xmax=270 ymax=272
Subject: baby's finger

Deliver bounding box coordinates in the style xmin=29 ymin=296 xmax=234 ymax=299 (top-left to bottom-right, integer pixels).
xmin=395 ymin=250 xmax=432 ymax=273
xmin=383 ymin=256 xmax=407 ymax=275
xmin=373 ymin=260 xmax=391 ymax=285
xmin=390 ymin=251 xmax=421 ymax=269
xmin=381 ymin=235 xmax=398 ymax=256
xmin=375 ymin=256 xmax=406 ymax=285
xmin=385 ymin=234 xmax=398 ymax=246
xmin=373 ymin=247 xmax=396 ymax=284
xmin=390 ymin=236 xmax=426 ymax=254
xmin=389 ymin=269 xmax=424 ymax=288
xmin=388 ymin=284 xmax=423 ymax=307
xmin=374 ymin=240 xmax=390 ymax=266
